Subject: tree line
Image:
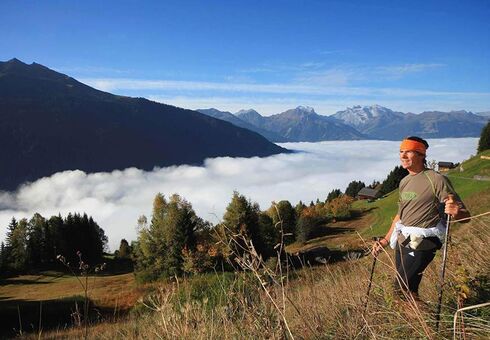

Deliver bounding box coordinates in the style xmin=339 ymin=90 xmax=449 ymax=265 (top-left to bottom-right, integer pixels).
xmin=130 ymin=163 xmax=413 ymax=282
xmin=0 ymin=212 xmax=107 ymax=275
xmin=0 ymin=163 xmax=408 ymax=279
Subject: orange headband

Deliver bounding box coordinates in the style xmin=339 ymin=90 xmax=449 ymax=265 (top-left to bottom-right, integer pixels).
xmin=400 ymin=139 xmax=427 ymax=155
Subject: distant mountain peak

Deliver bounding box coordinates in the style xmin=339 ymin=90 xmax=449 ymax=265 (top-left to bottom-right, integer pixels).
xmin=7 ymin=58 xmax=25 ymax=64
xmin=200 ymin=107 xmax=230 ymax=114
xmin=236 ymin=108 xmax=261 ymax=116
xmin=295 ymin=105 xmax=316 ymax=114
xmin=236 ymin=109 xmax=263 ymax=120
xmin=332 ymin=104 xmax=406 ymax=130
xmin=344 ymin=104 xmax=391 ymax=115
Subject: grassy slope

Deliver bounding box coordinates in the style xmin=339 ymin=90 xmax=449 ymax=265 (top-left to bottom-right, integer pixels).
xmin=0 ymin=271 xmax=142 ymax=338
xmin=0 ymin=272 xmax=139 ymax=309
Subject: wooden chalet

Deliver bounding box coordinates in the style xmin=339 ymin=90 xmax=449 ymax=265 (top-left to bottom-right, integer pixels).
xmin=438 ymin=161 xmax=456 ymax=172
xmin=357 ymin=187 xmax=380 ymax=200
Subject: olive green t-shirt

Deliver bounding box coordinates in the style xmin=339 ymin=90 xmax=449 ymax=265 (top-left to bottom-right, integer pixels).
xmin=398 ymin=169 xmax=460 ymax=228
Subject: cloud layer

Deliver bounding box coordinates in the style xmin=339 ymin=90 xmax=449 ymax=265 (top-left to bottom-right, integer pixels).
xmin=0 ymin=138 xmax=478 ymax=250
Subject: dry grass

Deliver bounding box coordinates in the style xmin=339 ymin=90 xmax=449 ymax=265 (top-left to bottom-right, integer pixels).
xmin=33 ymin=211 xmax=489 ymax=339
xmin=0 ymin=273 xmax=141 ymax=311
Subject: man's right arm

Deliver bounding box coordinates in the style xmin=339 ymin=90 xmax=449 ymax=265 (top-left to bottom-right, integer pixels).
xmin=372 ymin=214 xmax=400 ymax=256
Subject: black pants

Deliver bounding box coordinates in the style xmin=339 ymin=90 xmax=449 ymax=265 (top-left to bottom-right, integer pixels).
xmin=395 ymin=242 xmax=438 ymax=294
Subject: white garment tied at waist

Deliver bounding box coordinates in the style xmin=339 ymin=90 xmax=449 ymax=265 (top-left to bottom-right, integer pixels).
xmin=389 ymin=220 xmax=446 ymax=249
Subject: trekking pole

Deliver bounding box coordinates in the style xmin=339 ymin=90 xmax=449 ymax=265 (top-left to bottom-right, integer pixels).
xmin=363 ymin=236 xmax=382 ymax=313
xmin=435 ymin=194 xmax=455 ymax=331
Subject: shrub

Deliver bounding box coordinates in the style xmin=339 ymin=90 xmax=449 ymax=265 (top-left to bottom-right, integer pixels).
xmin=296 ymin=212 xmax=323 ymax=243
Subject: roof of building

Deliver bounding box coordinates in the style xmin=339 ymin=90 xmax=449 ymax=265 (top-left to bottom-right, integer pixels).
xmin=438 ymin=161 xmax=455 ymax=168
xmin=357 ymin=187 xmax=379 ymax=198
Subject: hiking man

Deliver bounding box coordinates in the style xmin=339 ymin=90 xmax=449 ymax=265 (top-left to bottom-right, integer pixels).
xmin=372 ymin=136 xmax=470 ymax=299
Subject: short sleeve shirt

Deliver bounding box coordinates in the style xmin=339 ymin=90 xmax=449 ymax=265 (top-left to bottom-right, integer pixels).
xmin=398 ymin=169 xmax=460 ymax=228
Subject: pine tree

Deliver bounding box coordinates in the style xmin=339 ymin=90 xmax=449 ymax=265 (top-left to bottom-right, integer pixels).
xmin=257 ymin=212 xmax=276 ymax=258
xmin=294 ymin=201 xmax=306 ymax=219
xmin=49 ymin=214 xmax=64 ymax=260
xmin=221 ymin=191 xmax=264 ymax=259
xmin=477 ymin=121 xmax=490 ymax=153
xmin=135 ymin=193 xmax=202 ymax=280
xmin=5 ymin=217 xmax=17 ymax=249
xmin=296 ymin=209 xmax=322 ymax=243
xmin=26 ymin=213 xmax=47 ymax=268
xmin=326 ymin=189 xmax=342 ymax=202
xmin=9 ymin=218 xmax=28 ymax=271
xmin=345 ymin=181 xmax=366 ymax=198
xmin=118 ymin=239 xmax=131 ymax=258
xmin=267 ymin=200 xmax=296 ymax=245
xmin=0 ymin=242 xmax=6 ymax=272
xmin=379 ymin=166 xmax=409 ymax=195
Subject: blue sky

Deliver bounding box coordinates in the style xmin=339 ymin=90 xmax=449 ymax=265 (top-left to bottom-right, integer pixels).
xmin=1 ymin=0 xmax=489 ymax=115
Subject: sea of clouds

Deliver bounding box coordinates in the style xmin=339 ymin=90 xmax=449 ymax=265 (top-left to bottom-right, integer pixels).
xmin=0 ymin=138 xmax=478 ymax=251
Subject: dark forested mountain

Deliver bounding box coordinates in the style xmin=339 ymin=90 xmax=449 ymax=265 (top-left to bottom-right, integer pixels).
xmin=332 ymin=105 xmax=488 ymax=140
xmin=197 ymin=108 xmax=288 ymax=142
xmin=238 ymin=106 xmax=366 ymax=142
xmin=0 ymin=59 xmax=287 ymax=191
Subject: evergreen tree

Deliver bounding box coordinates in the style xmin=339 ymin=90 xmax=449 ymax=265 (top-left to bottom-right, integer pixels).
xmin=48 ymin=214 xmax=64 ymax=260
xmin=118 ymin=239 xmax=131 ymax=258
xmin=0 ymin=242 xmax=6 ymax=272
xmin=135 ymin=193 xmax=203 ymax=280
xmin=257 ymin=212 xmax=276 ymax=258
xmin=3 ymin=218 xmax=17 ymax=269
xmin=478 ymin=121 xmax=490 ymax=153
xmin=9 ymin=218 xmax=28 ymax=271
xmin=294 ymin=201 xmax=306 ymax=219
xmin=345 ymin=181 xmax=365 ymax=198
xmin=2 ymin=213 xmax=106 ymax=273
xmin=221 ymin=191 xmax=264 ymax=259
xmin=267 ymin=200 xmax=297 ymax=245
xmin=326 ymin=189 xmax=342 ymax=202
xmin=379 ymin=166 xmax=409 ymax=195
xmin=164 ymin=194 xmax=201 ymax=275
xmin=5 ymin=217 xmax=17 ymax=249
xmin=26 ymin=213 xmax=48 ymax=268
xmin=296 ymin=209 xmax=322 ymax=243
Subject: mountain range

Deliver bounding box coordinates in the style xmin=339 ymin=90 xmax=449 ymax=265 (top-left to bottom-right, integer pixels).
xmin=0 ymin=59 xmax=287 ymax=191
xmin=199 ymin=104 xmax=488 ymax=142
xmin=199 ymin=106 xmax=366 ymax=142
xmin=332 ymin=105 xmax=488 ymax=140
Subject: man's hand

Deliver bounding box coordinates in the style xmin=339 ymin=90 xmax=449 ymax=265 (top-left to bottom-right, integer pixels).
xmin=444 ymin=194 xmax=461 ymax=217
xmin=444 ymin=194 xmax=470 ymax=222
xmin=371 ymin=237 xmax=388 ymax=257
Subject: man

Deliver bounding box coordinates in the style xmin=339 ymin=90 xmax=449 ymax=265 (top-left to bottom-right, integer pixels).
xmin=372 ymin=136 xmax=470 ymax=299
